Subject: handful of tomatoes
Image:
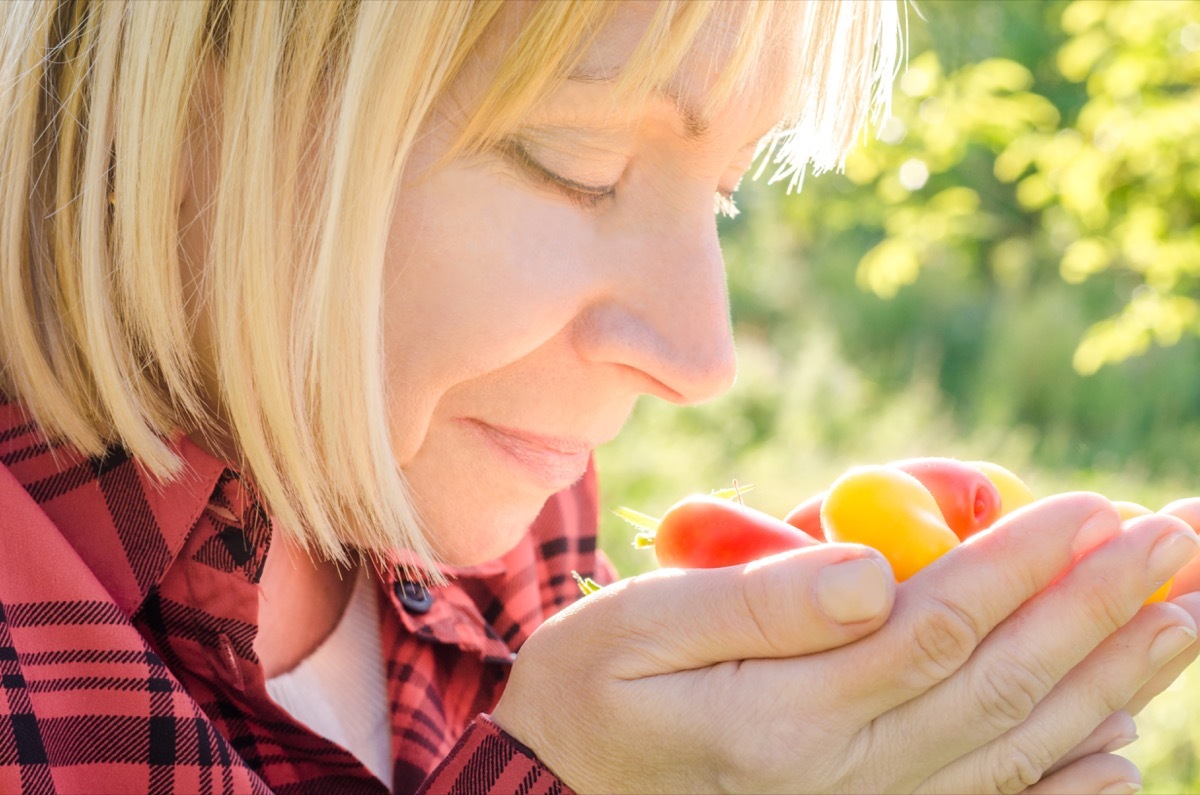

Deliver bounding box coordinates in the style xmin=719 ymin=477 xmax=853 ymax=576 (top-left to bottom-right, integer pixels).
xmin=612 ymin=457 xmax=1174 ymax=603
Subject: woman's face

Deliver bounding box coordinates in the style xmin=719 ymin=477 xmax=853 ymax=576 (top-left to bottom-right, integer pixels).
xmin=387 ymin=4 xmax=787 ymax=564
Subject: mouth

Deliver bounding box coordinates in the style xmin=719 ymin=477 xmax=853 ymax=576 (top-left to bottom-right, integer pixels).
xmin=460 ymin=418 xmax=594 ymax=491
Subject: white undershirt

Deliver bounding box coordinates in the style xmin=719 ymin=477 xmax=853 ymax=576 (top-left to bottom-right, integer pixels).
xmin=265 ymin=569 xmax=393 ymax=792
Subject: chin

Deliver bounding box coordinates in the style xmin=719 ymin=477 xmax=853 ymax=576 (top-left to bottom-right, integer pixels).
xmin=423 ymin=496 xmax=548 ymax=567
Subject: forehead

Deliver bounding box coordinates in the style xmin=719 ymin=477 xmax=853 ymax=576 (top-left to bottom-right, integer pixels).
xmin=566 ymin=3 xmax=792 ymax=142
xmin=451 ymin=1 xmax=798 ymax=151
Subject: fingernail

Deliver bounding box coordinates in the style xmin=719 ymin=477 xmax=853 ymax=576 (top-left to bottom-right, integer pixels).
xmin=1099 ymin=781 xmax=1141 ymax=795
xmin=1099 ymin=732 xmax=1138 ymax=753
xmin=1147 ymin=531 xmax=1200 ymax=583
xmin=1149 ymin=624 xmax=1197 ymax=666
xmin=817 ymin=557 xmax=889 ymax=624
xmin=1072 ymin=510 xmax=1121 ymax=557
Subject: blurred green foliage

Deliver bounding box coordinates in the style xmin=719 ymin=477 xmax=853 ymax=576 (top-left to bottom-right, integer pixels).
xmin=595 ymin=0 xmax=1200 ymax=791
xmin=750 ymin=0 xmax=1200 ymax=476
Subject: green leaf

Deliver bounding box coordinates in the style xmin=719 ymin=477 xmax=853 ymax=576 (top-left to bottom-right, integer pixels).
xmin=612 ymin=506 xmax=660 ymax=533
xmin=709 ymin=483 xmax=756 ymax=500
xmin=572 ymin=571 xmax=603 ymax=596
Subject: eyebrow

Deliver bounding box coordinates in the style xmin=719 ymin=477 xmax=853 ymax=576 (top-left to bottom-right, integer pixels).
xmin=566 ymin=68 xmax=712 ymax=143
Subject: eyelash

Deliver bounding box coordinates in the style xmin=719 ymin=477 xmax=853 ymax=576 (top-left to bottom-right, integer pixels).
xmin=502 ymin=139 xmax=613 ymax=211
xmin=501 ymin=138 xmax=740 ymax=218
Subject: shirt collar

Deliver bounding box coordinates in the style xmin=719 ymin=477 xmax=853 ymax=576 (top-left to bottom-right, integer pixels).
xmin=1 ymin=395 xmax=597 ymax=663
xmin=0 ymin=398 xmax=228 ymax=617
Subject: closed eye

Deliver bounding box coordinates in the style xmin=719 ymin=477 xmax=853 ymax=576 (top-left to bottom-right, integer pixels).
xmin=500 ymin=136 xmax=743 ymax=218
xmin=499 ymin=137 xmax=615 ymax=212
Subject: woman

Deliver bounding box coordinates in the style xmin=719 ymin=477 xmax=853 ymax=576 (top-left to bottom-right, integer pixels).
xmin=1 ymin=1 xmax=1198 ymax=793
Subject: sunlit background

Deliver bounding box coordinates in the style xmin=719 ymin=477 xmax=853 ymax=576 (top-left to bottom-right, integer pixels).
xmin=594 ymin=0 xmax=1200 ymax=790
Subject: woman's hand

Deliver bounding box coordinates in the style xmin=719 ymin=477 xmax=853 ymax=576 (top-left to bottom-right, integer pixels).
xmin=491 ymin=493 xmax=1200 ymax=794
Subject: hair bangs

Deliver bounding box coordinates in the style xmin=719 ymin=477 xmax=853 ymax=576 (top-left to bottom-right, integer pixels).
xmin=449 ymin=2 xmax=617 ymax=158
xmin=754 ymin=0 xmax=903 ymax=190
xmin=451 ymin=0 xmax=900 ymax=189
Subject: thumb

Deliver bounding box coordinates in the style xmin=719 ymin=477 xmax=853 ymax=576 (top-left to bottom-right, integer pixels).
xmin=592 ymin=544 xmax=895 ymax=679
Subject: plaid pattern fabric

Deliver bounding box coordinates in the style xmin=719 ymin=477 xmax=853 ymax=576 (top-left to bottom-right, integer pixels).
xmin=0 ymin=398 xmax=614 ymax=794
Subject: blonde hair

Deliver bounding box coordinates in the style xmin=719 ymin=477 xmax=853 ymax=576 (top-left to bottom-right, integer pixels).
xmin=0 ymin=0 xmax=900 ymax=567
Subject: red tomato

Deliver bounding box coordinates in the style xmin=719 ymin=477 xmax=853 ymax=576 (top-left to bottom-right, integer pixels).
xmin=653 ymin=495 xmax=821 ymax=569
xmin=783 ymin=491 xmax=825 ymax=541
xmin=889 ymin=457 xmax=1002 ymax=541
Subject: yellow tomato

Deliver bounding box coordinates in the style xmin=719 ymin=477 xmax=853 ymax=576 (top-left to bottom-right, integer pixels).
xmin=821 ymin=465 xmax=960 ymax=581
xmin=968 ymin=461 xmax=1035 ymax=517
xmin=1113 ymin=501 xmax=1152 ymax=521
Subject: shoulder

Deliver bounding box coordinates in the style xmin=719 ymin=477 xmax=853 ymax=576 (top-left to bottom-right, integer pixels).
xmin=0 ymin=395 xmax=227 ymax=615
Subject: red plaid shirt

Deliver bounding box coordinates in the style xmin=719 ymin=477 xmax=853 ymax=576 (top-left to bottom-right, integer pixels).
xmin=0 ymin=398 xmax=614 ymax=794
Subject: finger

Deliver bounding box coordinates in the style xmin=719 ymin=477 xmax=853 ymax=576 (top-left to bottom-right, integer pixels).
xmin=824 ymin=493 xmax=1123 ymax=719
xmin=1161 ymin=499 xmax=1200 ymax=595
xmin=1043 ymin=711 xmax=1136 ymax=776
xmin=878 ymin=516 xmax=1195 ymax=792
xmin=1019 ymin=754 xmax=1141 ymax=795
xmin=916 ymin=597 xmax=1196 ymax=795
xmin=1125 ymin=591 xmax=1200 ymax=715
xmin=589 ymin=544 xmax=894 ymax=678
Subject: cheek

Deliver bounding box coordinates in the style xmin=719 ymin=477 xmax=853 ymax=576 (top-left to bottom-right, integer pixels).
xmin=379 ymin=167 xmax=602 ymax=560
xmin=380 ymin=165 xmax=600 ymax=461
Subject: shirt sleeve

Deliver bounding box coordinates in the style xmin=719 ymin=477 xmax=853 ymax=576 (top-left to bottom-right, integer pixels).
xmin=416 ymin=714 xmax=572 ymax=795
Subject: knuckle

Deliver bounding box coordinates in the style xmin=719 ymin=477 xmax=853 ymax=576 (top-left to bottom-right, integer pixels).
xmin=1096 ymin=675 xmax=1134 ymax=716
xmin=975 ymin=659 xmax=1054 ymax=729
xmin=989 ymin=744 xmax=1051 ymax=795
xmin=1079 ymin=576 xmax=1134 ymax=635
xmin=737 ymin=570 xmax=789 ymax=656
xmin=907 ymin=595 xmax=982 ymax=685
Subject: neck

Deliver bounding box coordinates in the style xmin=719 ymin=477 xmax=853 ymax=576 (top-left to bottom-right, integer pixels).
xmin=254 ymin=531 xmax=358 ymax=678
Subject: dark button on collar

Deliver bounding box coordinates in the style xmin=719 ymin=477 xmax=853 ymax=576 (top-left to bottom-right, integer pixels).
xmin=395 ymin=580 xmax=434 ymax=614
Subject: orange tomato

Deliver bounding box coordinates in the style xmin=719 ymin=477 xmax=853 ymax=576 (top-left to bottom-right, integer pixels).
xmin=1145 ymin=581 xmax=1172 ymax=604
xmin=1160 ymin=498 xmax=1200 ymax=598
xmin=821 ymin=465 xmax=960 ymax=581
xmin=1113 ymin=501 xmax=1171 ymax=603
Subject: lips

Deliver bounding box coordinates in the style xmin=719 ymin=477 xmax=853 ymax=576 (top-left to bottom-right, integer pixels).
xmin=461 ymin=418 xmax=593 ymax=491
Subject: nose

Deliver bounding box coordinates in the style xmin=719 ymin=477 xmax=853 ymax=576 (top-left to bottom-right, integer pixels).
xmin=573 ymin=211 xmax=738 ymax=406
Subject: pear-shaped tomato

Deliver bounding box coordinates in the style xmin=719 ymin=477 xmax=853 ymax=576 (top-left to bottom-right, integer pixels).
xmin=969 ymin=461 xmax=1035 ymax=517
xmin=821 ymin=465 xmax=959 ymax=581
xmin=651 ymin=495 xmax=820 ymax=569
xmin=783 ymin=491 xmax=826 ymax=541
xmin=889 ymin=457 xmax=1002 ymax=541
